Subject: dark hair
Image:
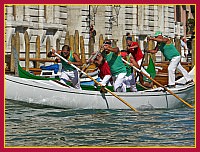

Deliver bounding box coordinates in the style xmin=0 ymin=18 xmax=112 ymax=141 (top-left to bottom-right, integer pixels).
xmin=62 ymin=45 xmax=70 ymax=51
xmin=104 ymin=40 xmax=111 ymax=45
xmin=126 ymin=37 xmax=132 ymax=41
xmin=126 ymin=32 xmax=130 ymax=36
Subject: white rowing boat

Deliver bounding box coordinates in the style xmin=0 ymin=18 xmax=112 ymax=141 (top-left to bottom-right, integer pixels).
xmin=5 ymin=67 xmax=195 ymax=110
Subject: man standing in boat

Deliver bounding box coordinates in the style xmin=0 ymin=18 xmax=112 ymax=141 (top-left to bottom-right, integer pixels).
xmin=101 ymin=40 xmax=127 ymax=92
xmin=49 ymin=45 xmax=83 ymax=89
xmin=147 ymin=31 xmax=193 ymax=88
xmin=126 ymin=36 xmax=151 ymax=78
xmin=126 ymin=37 xmax=153 ymax=88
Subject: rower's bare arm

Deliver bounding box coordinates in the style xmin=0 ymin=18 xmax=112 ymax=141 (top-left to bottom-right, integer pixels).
xmin=149 ymin=37 xmax=168 ymax=43
xmin=103 ymin=44 xmax=119 ymax=54
xmin=72 ymin=53 xmax=83 ymax=66
xmin=108 ymin=46 xmax=120 ymax=55
xmin=129 ymin=45 xmax=138 ymax=49
xmin=130 ymin=56 xmax=140 ymax=68
xmin=147 ymin=45 xmax=159 ymax=54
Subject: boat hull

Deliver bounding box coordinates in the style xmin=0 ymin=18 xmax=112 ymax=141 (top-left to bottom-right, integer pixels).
xmin=5 ymin=75 xmax=194 ymax=110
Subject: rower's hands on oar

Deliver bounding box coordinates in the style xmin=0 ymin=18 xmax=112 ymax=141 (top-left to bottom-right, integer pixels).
xmin=100 ymin=86 xmax=107 ymax=93
xmin=51 ymin=48 xmax=56 ymax=53
xmin=47 ymin=48 xmax=57 ymax=58
xmin=67 ymin=61 xmax=72 ymax=64
xmin=129 ymin=63 xmax=134 ymax=67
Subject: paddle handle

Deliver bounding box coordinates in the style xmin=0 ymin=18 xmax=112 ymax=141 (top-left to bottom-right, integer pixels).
xmin=122 ymin=58 xmax=194 ymax=109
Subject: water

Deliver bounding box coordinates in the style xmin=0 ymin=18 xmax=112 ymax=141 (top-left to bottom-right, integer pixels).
xmin=5 ymin=99 xmax=195 ymax=147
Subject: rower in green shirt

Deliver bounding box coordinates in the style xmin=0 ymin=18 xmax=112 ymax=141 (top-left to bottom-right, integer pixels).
xmin=147 ymin=31 xmax=193 ymax=88
xmin=102 ymin=40 xmax=127 ymax=92
xmin=49 ymin=45 xmax=83 ymax=89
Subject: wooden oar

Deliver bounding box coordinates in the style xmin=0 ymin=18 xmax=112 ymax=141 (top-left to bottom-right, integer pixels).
xmin=122 ymin=58 xmax=194 ymax=109
xmin=136 ymin=82 xmax=148 ymax=90
xmin=55 ymin=52 xmax=139 ymax=112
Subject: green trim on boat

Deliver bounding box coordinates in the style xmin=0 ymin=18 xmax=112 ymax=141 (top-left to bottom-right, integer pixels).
xmin=18 ymin=63 xmax=58 ymax=80
xmin=18 ymin=63 xmax=145 ymax=91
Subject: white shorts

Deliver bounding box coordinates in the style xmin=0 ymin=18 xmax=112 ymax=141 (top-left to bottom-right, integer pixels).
xmin=123 ymin=73 xmax=136 ymax=88
xmin=112 ymin=73 xmax=126 ymax=92
xmin=168 ymin=56 xmax=192 ymax=85
xmin=60 ymin=70 xmax=81 ymax=89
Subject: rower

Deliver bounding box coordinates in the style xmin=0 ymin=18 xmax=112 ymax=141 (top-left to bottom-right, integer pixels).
xmin=49 ymin=45 xmax=83 ymax=89
xmin=101 ymin=40 xmax=127 ymax=92
xmin=147 ymin=31 xmax=193 ymax=88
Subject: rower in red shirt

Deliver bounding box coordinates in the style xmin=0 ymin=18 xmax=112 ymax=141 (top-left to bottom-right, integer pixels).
xmin=94 ymin=53 xmax=112 ymax=85
xmin=126 ymin=36 xmax=150 ymax=78
xmin=92 ymin=52 xmax=112 ymax=93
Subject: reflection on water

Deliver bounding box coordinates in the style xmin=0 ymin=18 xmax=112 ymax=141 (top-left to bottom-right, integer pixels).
xmin=5 ymin=99 xmax=195 ymax=147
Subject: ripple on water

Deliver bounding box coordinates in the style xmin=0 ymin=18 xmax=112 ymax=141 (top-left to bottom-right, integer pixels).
xmin=5 ymin=100 xmax=195 ymax=147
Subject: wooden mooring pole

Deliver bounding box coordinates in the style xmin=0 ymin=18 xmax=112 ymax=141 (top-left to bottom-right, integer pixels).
xmin=74 ymin=30 xmax=79 ymax=55
xmin=64 ymin=31 xmax=70 ymax=45
xmin=99 ymin=34 xmax=104 ymax=49
xmin=24 ymin=31 xmax=30 ymax=71
xmin=69 ymin=35 xmax=74 ymax=51
xmin=122 ymin=35 xmax=126 ymax=50
xmin=35 ymin=35 xmax=40 ymax=68
xmin=46 ymin=36 xmax=51 ymax=58
xmin=192 ymin=38 xmax=195 ymax=67
xmin=15 ymin=31 xmax=20 ymax=58
xmin=10 ymin=34 xmax=16 ymax=72
xmin=80 ymin=36 xmax=86 ymax=64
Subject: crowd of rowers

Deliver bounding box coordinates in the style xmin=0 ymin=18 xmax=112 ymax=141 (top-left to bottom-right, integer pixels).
xmin=47 ymin=31 xmax=193 ymax=92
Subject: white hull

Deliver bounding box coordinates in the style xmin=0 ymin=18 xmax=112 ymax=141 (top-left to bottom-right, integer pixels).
xmin=5 ymin=72 xmax=195 ymax=110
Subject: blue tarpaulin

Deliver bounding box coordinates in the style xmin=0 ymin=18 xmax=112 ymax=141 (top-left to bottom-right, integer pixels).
xmin=40 ymin=64 xmax=59 ymax=74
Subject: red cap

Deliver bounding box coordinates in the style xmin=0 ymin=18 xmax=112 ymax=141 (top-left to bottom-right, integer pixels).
xmin=121 ymin=52 xmax=127 ymax=57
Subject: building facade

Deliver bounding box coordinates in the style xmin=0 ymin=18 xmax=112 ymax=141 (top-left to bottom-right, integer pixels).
xmin=5 ymin=5 xmax=195 ymax=56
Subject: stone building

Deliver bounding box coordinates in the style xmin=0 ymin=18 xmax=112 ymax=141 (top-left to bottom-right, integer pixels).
xmin=5 ymin=5 xmax=195 ymax=60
